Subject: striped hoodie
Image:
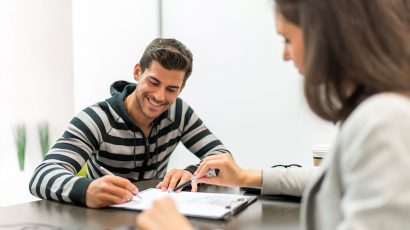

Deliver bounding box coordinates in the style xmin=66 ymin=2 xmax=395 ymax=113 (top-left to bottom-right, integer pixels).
xmin=29 ymin=81 xmax=229 ymax=205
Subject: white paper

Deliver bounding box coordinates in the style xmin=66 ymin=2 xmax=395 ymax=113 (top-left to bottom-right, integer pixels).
xmin=110 ymin=188 xmax=256 ymax=219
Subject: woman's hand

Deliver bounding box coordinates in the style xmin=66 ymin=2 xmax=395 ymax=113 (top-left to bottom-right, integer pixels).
xmin=194 ymin=153 xmax=262 ymax=188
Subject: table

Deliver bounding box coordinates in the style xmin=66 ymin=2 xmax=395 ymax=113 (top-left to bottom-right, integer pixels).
xmin=0 ymin=180 xmax=300 ymax=230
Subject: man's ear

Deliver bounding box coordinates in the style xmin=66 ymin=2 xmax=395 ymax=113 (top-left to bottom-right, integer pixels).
xmin=134 ymin=64 xmax=142 ymax=81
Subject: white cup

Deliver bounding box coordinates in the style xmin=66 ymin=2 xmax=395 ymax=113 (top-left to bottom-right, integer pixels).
xmin=312 ymin=144 xmax=331 ymax=166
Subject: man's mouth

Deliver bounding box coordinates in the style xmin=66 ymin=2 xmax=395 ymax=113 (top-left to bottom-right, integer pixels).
xmin=147 ymin=96 xmax=164 ymax=107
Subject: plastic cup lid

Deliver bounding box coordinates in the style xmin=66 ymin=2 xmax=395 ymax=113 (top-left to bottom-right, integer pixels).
xmin=312 ymin=144 xmax=331 ymax=157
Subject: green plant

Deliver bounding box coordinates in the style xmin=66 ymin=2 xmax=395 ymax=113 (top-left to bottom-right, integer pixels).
xmin=14 ymin=123 xmax=26 ymax=171
xmin=38 ymin=122 xmax=49 ymax=158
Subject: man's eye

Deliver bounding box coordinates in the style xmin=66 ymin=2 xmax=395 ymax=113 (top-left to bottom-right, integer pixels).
xmin=167 ymin=88 xmax=178 ymax=93
xmin=150 ymin=81 xmax=159 ymax=86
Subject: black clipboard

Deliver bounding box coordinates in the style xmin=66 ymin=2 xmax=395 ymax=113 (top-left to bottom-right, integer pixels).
xmin=240 ymin=187 xmax=301 ymax=203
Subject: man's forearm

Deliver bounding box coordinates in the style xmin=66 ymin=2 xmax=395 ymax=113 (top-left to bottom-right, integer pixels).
xmin=29 ymin=163 xmax=92 ymax=205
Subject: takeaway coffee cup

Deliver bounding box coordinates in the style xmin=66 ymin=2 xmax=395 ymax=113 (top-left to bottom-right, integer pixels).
xmin=312 ymin=144 xmax=331 ymax=166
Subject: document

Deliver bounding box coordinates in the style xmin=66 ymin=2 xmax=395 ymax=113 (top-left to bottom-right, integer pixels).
xmin=110 ymin=188 xmax=257 ymax=219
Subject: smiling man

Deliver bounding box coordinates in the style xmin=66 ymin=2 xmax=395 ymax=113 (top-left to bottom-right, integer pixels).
xmin=29 ymin=38 xmax=230 ymax=208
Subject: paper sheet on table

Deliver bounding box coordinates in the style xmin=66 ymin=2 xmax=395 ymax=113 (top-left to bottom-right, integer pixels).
xmin=110 ymin=188 xmax=256 ymax=219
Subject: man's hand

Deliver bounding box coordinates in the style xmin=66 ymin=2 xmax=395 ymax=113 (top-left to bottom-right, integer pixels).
xmin=156 ymin=169 xmax=198 ymax=192
xmin=136 ymin=196 xmax=193 ymax=230
xmin=85 ymin=175 xmax=139 ymax=208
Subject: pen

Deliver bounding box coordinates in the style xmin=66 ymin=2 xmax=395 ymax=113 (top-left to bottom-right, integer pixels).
xmin=171 ymin=169 xmax=217 ymax=192
xmin=100 ymin=166 xmax=142 ymax=200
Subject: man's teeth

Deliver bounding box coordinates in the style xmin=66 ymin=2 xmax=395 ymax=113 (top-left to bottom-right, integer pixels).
xmin=148 ymin=97 xmax=162 ymax=106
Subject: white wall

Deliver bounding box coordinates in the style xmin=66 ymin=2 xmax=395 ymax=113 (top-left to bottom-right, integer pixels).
xmin=0 ymin=0 xmax=73 ymax=206
xmin=72 ymin=0 xmax=159 ymax=112
xmin=163 ymin=0 xmax=337 ymax=169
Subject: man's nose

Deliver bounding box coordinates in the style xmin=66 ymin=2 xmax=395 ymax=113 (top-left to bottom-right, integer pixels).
xmin=153 ymin=87 xmax=165 ymax=102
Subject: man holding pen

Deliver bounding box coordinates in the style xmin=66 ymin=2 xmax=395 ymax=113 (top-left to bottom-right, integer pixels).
xmin=29 ymin=38 xmax=230 ymax=208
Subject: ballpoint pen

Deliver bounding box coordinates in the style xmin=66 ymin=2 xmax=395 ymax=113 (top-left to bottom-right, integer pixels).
xmin=171 ymin=169 xmax=217 ymax=192
xmin=100 ymin=166 xmax=142 ymax=200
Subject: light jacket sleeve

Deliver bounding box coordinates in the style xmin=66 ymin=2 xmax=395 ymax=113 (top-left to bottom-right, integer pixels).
xmin=262 ymin=167 xmax=318 ymax=196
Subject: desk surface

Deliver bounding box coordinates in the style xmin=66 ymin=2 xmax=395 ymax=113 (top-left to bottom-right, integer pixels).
xmin=0 ymin=180 xmax=300 ymax=230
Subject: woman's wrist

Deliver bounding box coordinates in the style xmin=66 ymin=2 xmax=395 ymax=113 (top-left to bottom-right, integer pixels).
xmin=239 ymin=169 xmax=262 ymax=187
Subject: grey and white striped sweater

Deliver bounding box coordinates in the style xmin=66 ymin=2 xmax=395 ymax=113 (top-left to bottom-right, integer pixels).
xmin=29 ymin=81 xmax=229 ymax=205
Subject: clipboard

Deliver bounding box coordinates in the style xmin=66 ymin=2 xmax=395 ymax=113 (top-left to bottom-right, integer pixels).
xmin=110 ymin=188 xmax=257 ymax=220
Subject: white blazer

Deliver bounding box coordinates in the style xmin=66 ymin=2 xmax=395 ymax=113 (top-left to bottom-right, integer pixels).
xmin=301 ymin=93 xmax=410 ymax=230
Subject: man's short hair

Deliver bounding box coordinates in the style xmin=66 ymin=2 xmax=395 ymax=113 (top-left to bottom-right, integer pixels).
xmin=139 ymin=38 xmax=193 ymax=83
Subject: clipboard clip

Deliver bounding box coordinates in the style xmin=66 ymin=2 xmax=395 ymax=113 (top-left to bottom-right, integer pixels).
xmin=225 ymin=198 xmax=247 ymax=213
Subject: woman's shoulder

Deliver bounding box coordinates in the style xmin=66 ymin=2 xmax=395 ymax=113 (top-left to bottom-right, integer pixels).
xmin=345 ymin=93 xmax=410 ymax=127
xmin=335 ymin=93 xmax=410 ymax=179
xmin=338 ymin=93 xmax=410 ymax=148
xmin=360 ymin=92 xmax=410 ymax=109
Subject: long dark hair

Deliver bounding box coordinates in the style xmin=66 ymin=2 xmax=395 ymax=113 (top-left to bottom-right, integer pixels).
xmin=275 ymin=0 xmax=410 ymax=122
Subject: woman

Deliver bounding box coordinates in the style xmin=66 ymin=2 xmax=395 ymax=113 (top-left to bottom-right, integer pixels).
xmin=137 ymin=0 xmax=410 ymax=229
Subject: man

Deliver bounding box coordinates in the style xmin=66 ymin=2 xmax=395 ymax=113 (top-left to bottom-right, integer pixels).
xmin=29 ymin=38 xmax=230 ymax=208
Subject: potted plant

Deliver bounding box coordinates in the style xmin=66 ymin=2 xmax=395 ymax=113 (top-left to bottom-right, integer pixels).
xmin=14 ymin=123 xmax=26 ymax=171
xmin=38 ymin=121 xmax=49 ymax=158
